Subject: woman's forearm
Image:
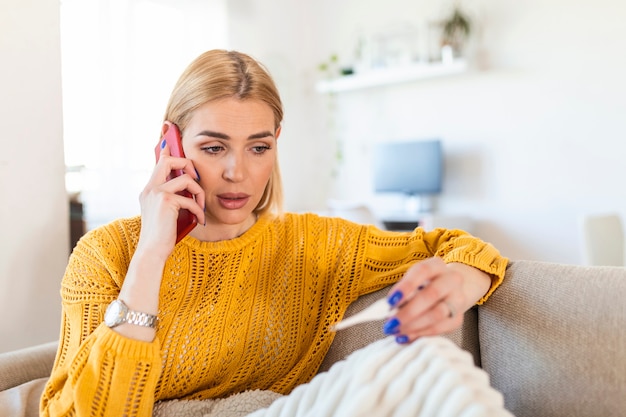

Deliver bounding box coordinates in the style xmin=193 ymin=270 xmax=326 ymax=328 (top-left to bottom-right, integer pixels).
xmin=114 ymin=249 xmax=167 ymax=342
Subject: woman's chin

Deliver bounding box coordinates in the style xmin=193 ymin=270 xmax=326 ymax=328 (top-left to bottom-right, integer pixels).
xmin=208 ymin=209 xmax=256 ymax=228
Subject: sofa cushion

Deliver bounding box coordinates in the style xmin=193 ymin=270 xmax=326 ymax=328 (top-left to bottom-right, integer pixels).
xmin=319 ymin=287 xmax=480 ymax=374
xmin=0 ymin=341 xmax=57 ymax=391
xmin=0 ymin=377 xmax=47 ymax=417
xmin=478 ymin=260 xmax=626 ymax=417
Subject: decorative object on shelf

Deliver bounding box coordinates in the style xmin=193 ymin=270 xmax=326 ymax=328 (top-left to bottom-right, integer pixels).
xmin=318 ymin=53 xmax=355 ymax=81
xmin=314 ymin=16 xmax=472 ymax=95
xmin=440 ymin=6 xmax=472 ymax=63
xmin=364 ymin=25 xmax=421 ymax=71
xmin=317 ymin=53 xmax=341 ymax=81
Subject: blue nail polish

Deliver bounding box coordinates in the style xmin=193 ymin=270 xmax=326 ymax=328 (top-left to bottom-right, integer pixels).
xmin=383 ymin=317 xmax=400 ymax=335
xmin=396 ymin=335 xmax=410 ymax=344
xmin=388 ymin=291 xmax=403 ymax=307
xmin=160 ymin=139 xmax=166 ymax=149
xmin=195 ymin=168 xmax=200 ymax=181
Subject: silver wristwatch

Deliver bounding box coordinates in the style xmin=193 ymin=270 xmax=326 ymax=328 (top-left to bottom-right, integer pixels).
xmin=104 ymin=299 xmax=158 ymax=329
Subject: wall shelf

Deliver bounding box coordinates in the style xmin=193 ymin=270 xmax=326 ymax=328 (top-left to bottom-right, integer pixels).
xmin=315 ymin=59 xmax=468 ymax=94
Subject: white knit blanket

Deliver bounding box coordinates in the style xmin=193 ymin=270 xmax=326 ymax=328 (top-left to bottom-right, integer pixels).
xmin=154 ymin=336 xmax=512 ymax=417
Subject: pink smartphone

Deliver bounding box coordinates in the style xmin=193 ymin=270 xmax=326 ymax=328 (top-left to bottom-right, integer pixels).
xmin=154 ymin=121 xmax=197 ymax=243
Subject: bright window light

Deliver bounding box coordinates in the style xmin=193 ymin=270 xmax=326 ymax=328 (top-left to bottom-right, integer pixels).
xmin=61 ymin=0 xmax=228 ymax=230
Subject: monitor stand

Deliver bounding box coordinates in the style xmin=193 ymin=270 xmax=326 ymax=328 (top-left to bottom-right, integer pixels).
xmin=405 ymin=194 xmax=434 ymax=215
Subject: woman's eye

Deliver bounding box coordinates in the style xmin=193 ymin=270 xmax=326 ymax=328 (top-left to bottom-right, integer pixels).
xmin=201 ymin=146 xmax=224 ymax=154
xmin=252 ymin=145 xmax=271 ymax=154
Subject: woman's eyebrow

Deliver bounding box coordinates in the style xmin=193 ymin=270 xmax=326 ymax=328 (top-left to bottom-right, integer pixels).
xmin=196 ymin=130 xmax=229 ymax=139
xmin=248 ymin=131 xmax=274 ymax=139
xmin=196 ymin=130 xmax=274 ymax=140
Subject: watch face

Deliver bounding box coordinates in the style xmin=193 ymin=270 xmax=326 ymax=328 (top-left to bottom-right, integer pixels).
xmin=104 ymin=300 xmax=126 ymax=327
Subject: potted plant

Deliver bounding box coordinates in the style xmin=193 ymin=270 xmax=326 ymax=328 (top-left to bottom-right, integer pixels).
xmin=440 ymin=7 xmax=471 ymax=61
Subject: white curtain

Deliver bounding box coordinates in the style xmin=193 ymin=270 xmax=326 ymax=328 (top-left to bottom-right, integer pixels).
xmin=61 ymin=0 xmax=228 ymax=230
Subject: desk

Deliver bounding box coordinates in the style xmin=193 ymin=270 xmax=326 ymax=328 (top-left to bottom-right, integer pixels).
xmin=379 ymin=213 xmax=474 ymax=234
xmin=322 ymin=201 xmax=473 ymax=233
xmin=382 ymin=220 xmax=420 ymax=231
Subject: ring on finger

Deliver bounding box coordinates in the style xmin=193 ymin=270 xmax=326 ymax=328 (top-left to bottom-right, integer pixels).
xmin=444 ymin=300 xmax=456 ymax=319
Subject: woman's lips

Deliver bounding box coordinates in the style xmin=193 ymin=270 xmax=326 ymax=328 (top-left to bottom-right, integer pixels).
xmin=217 ymin=193 xmax=250 ymax=210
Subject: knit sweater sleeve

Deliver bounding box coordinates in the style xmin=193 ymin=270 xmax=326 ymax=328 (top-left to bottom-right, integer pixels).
xmin=356 ymin=226 xmax=508 ymax=305
xmin=40 ymin=218 xmax=163 ymax=417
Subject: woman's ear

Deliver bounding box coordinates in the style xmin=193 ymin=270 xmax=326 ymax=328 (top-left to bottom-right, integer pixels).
xmin=275 ymin=126 xmax=282 ymax=140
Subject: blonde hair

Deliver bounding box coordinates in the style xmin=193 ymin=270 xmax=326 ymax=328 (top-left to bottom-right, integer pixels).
xmin=164 ymin=50 xmax=284 ymax=215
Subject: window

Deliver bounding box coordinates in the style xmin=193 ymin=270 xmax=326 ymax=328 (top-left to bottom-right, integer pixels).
xmin=61 ymin=0 xmax=228 ymax=230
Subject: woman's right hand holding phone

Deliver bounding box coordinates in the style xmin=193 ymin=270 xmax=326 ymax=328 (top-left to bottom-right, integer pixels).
xmin=137 ymin=140 xmax=205 ymax=259
xmin=112 ymin=140 xmax=205 ymax=342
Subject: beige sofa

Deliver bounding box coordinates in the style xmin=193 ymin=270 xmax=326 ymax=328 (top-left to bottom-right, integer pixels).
xmin=1 ymin=260 xmax=625 ymax=416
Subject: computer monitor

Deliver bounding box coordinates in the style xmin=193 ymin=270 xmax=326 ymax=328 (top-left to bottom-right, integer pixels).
xmin=372 ymin=139 xmax=443 ymax=212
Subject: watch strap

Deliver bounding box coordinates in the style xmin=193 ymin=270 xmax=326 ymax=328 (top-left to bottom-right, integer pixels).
xmin=125 ymin=309 xmax=158 ymax=328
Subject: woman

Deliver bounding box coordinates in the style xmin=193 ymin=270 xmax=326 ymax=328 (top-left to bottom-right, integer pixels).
xmin=40 ymin=50 xmax=507 ymax=416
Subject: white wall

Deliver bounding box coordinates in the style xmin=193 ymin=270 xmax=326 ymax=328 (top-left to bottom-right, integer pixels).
xmin=230 ymin=0 xmax=626 ymax=265
xmin=227 ymin=1 xmax=334 ymax=212
xmin=0 ymin=0 xmax=68 ymax=352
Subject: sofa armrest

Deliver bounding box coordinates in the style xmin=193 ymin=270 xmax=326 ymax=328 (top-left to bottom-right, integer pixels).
xmin=478 ymin=260 xmax=626 ymax=417
xmin=0 ymin=341 xmax=57 ymax=391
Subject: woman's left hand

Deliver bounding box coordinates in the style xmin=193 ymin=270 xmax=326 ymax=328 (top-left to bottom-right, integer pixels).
xmin=383 ymin=257 xmax=492 ymax=343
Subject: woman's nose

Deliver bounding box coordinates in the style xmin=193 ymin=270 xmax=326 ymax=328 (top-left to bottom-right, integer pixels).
xmin=222 ymin=152 xmax=245 ymax=182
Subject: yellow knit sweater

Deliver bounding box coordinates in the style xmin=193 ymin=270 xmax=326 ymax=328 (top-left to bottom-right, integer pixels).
xmin=40 ymin=213 xmax=507 ymax=416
